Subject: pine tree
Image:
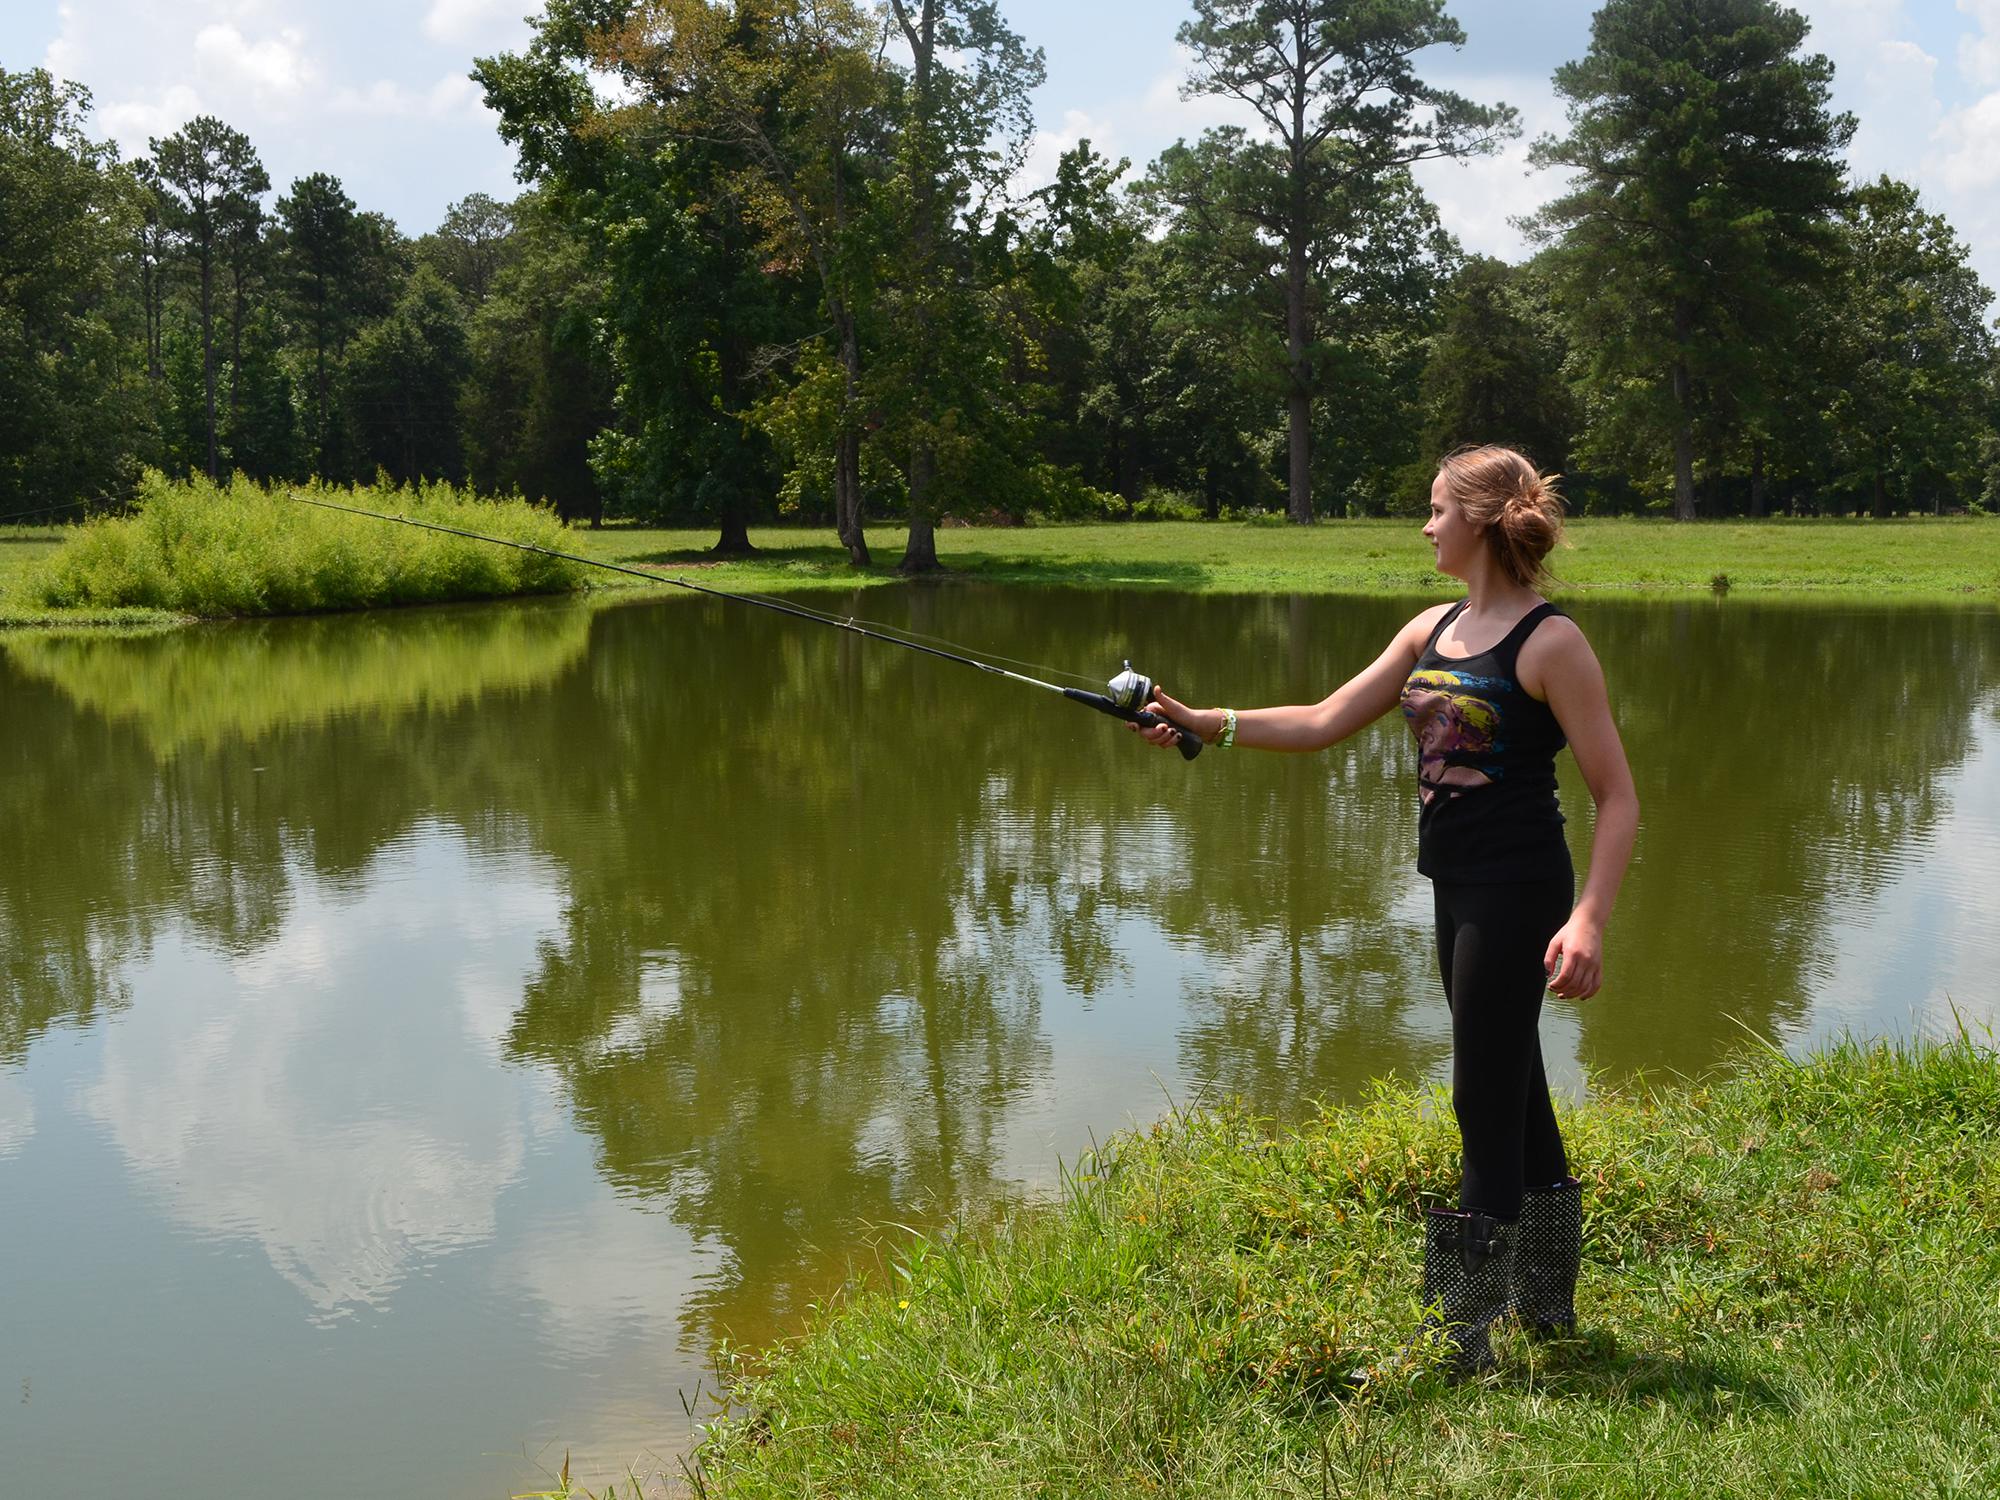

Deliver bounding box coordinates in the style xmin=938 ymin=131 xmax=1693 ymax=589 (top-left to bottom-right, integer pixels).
xmin=1530 ymin=0 xmax=1852 ymax=518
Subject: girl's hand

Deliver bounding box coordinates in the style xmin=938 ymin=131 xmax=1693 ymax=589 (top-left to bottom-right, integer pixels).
xmin=1544 ymin=913 xmax=1604 ymax=1000
xmin=1126 ymin=686 xmax=1222 ymax=749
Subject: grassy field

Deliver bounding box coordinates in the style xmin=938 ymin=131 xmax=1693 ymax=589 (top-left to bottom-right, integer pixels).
xmin=572 ymin=515 xmax=2000 ymax=602
xmin=5 ymin=512 xmax=1997 ymax=627
xmin=665 ymin=1035 xmax=2000 ymax=1500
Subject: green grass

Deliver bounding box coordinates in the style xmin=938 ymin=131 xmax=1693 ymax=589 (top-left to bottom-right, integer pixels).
xmin=7 ymin=508 xmax=1993 ymax=630
xmin=0 ymin=471 xmax=585 ymax=624
xmin=573 ymin=514 xmax=2000 ymax=602
xmin=670 ymin=1035 xmax=2000 ymax=1499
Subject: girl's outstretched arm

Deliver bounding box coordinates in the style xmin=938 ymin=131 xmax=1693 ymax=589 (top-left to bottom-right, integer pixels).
xmin=1134 ymin=604 xmax=1451 ymax=754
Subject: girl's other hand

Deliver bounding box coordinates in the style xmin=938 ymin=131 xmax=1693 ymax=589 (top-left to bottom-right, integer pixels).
xmin=1543 ymin=914 xmax=1604 ymax=1000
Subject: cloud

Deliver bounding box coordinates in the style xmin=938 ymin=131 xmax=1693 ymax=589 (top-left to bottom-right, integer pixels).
xmin=1935 ymin=89 xmax=2000 ymax=192
xmin=98 ymin=83 xmax=207 ymax=153
xmin=193 ymin=23 xmax=314 ymax=102
xmin=422 ymin=0 xmax=533 ymax=49
xmin=79 ymin=837 xmax=558 ymax=1320
xmin=1959 ymin=0 xmax=2000 ymax=87
xmin=1016 ymin=106 xmax=1124 ymax=194
xmin=332 ymin=71 xmax=490 ymax=123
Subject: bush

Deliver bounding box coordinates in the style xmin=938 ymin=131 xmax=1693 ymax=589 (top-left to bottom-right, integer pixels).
xmin=17 ymin=470 xmax=586 ymax=618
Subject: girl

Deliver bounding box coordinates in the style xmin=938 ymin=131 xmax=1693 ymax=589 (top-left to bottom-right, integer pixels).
xmin=1135 ymin=445 xmax=1639 ymax=1373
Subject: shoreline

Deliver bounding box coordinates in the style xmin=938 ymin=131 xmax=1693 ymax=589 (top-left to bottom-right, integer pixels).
xmin=6 ymin=514 xmax=1998 ymax=630
xmin=682 ymin=1035 xmax=2000 ymax=1498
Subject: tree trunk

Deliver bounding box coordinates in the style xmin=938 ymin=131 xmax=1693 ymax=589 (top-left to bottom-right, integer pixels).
xmin=834 ymin=312 xmax=870 ymax=566
xmin=1871 ymin=442 xmax=1888 ymax=519
xmin=900 ymin=442 xmax=941 ymax=573
xmin=1670 ymin=359 xmax=1696 ymax=521
xmin=229 ymin=263 xmax=246 ymax=424
xmin=1285 ymin=222 xmax=1313 ymax=524
xmin=711 ymin=509 xmax=755 ymax=555
xmin=201 ymin=246 xmax=218 ymax=480
xmin=1749 ymin=437 xmax=1766 ymax=518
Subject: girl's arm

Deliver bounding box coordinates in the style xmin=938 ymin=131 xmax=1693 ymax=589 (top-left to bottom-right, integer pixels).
xmin=1528 ymin=621 xmax=1640 ymax=1000
xmin=1133 ymin=606 xmax=1447 ymax=754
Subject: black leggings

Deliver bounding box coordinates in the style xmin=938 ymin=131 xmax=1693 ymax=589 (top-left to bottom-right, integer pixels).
xmin=1433 ymin=875 xmax=1573 ymax=1221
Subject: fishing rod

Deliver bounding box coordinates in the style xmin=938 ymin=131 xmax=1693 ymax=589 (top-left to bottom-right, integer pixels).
xmin=290 ymin=494 xmax=1203 ymax=760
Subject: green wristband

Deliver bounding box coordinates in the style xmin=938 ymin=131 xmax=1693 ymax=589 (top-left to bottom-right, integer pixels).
xmin=1218 ymin=708 xmax=1238 ymax=749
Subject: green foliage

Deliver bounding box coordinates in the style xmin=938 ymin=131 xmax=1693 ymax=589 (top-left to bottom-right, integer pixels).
xmin=147 ymin=113 xmax=270 ymax=480
xmin=1418 ymin=255 xmax=1577 ymax=477
xmin=1530 ymin=0 xmax=1854 ymax=519
xmin=1170 ymin=0 xmax=1516 ymax=522
xmin=461 ymin=192 xmax=613 ymax=521
xmin=694 ymin=1037 xmax=2000 ymax=1497
xmin=341 ymin=265 xmax=472 ymax=483
xmin=17 ymin=470 xmax=584 ymax=617
xmin=0 ymin=67 xmax=151 ymax=513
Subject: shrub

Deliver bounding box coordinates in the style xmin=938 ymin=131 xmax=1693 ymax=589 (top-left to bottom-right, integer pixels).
xmin=18 ymin=471 xmax=585 ymax=618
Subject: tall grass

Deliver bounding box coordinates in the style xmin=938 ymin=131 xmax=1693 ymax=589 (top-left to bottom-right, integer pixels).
xmin=683 ymin=1035 xmax=2000 ymax=1499
xmin=15 ymin=471 xmax=586 ymax=618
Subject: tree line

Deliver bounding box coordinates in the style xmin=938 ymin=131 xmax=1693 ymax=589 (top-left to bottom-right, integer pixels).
xmin=4 ymin=0 xmax=1997 ymax=567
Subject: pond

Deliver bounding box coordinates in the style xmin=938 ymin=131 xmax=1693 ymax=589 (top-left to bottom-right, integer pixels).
xmin=3 ymin=588 xmax=1997 ymax=1497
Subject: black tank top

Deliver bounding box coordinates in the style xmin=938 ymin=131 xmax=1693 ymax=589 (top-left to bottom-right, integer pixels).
xmin=1400 ymin=599 xmax=1572 ymax=884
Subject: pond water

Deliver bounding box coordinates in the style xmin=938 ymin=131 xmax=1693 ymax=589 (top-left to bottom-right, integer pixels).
xmin=3 ymin=588 xmax=1997 ymax=1497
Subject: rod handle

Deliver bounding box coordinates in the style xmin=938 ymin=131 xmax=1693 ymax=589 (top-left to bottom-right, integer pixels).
xmin=1134 ymin=708 xmax=1204 ymax=760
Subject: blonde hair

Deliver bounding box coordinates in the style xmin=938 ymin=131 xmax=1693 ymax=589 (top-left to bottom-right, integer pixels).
xmin=1436 ymin=444 xmax=1565 ymax=590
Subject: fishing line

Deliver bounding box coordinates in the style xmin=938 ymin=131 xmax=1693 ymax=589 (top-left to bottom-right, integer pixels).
xmin=287 ymin=493 xmax=1203 ymax=760
xmin=0 ymin=498 xmax=95 ymax=526
xmin=697 ymin=585 xmax=1102 ymax=690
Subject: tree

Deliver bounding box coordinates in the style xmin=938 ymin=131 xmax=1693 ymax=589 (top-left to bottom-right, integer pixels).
xmin=1530 ymin=0 xmax=1853 ymax=519
xmin=461 ymin=193 xmax=615 ymax=522
xmin=1829 ymin=177 xmax=1995 ymax=517
xmin=148 ymin=115 xmax=269 ymax=478
xmin=876 ymin=0 xmax=1046 ymax=570
xmin=276 ymin=173 xmax=364 ymax=477
xmin=484 ymin=0 xmax=884 ymax=560
xmin=0 ymin=67 xmax=149 ymax=512
xmin=1417 ymin=255 xmax=1576 ymax=476
xmin=420 ymin=191 xmax=516 ymax=304
xmin=1175 ymin=0 xmax=1514 ymax=523
xmin=342 ymin=265 xmax=471 ymax=483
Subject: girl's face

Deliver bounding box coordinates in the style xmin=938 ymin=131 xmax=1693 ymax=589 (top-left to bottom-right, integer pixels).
xmin=1422 ymin=474 xmax=1480 ymax=579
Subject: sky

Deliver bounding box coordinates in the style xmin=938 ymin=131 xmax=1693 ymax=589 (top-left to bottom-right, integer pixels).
xmin=6 ymin=0 xmax=2000 ymax=301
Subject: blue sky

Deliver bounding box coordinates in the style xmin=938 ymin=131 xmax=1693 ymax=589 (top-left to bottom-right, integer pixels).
xmin=8 ymin=1 xmax=2000 ymax=299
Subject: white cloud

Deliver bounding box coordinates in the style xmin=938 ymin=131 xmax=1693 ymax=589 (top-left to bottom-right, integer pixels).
xmin=1959 ymin=0 xmax=2000 ymax=87
xmin=98 ymin=83 xmax=207 ymax=154
xmin=423 ymin=0 xmax=534 ymax=49
xmin=332 ymin=71 xmax=490 ymax=123
xmin=1016 ymin=106 xmax=1123 ymax=194
xmin=193 ymin=22 xmax=314 ymax=103
xmin=1935 ymin=89 xmax=2000 ymax=191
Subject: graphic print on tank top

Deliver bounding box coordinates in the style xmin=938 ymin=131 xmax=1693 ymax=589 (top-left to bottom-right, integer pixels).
xmin=1401 ymin=668 xmax=1515 ymax=805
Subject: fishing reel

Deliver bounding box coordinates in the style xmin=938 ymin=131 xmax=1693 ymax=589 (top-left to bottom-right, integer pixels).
xmin=1061 ymin=660 xmax=1203 ymax=761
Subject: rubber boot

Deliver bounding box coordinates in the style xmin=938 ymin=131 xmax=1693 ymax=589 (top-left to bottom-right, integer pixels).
xmin=1509 ymin=1176 xmax=1582 ymax=1339
xmin=1420 ymin=1207 xmax=1519 ymax=1376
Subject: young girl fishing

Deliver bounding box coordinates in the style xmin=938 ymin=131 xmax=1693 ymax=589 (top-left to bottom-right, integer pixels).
xmin=1134 ymin=444 xmax=1640 ymax=1373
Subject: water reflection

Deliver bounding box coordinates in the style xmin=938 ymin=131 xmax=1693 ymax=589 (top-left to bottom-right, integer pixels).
xmin=76 ymin=835 xmax=550 ymax=1316
xmin=2 ymin=590 xmax=1997 ymax=1500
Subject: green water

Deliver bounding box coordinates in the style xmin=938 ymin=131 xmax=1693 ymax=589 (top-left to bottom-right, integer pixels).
xmin=3 ymin=589 xmax=1997 ymax=1496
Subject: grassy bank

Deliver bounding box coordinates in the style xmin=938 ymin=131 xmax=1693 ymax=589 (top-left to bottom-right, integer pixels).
xmin=680 ymin=1036 xmax=2000 ymax=1498
xmin=7 ymin=510 xmax=1993 ymax=630
xmin=0 ymin=472 xmax=584 ymax=625
xmin=575 ymin=515 xmax=2000 ymax=602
